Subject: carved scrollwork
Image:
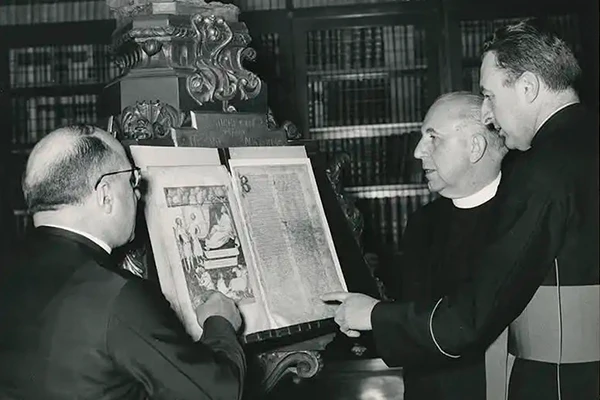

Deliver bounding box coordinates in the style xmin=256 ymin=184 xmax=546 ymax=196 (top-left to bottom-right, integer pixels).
xmin=112 ymin=25 xmax=195 ymax=72
xmin=186 ymin=14 xmax=262 ymax=111
xmin=325 ymin=154 xmax=389 ymax=299
xmin=258 ymin=350 xmax=322 ymax=393
xmin=326 ymin=153 xmax=364 ymax=242
xmin=112 ymin=100 xmax=185 ymax=140
xmin=116 ymin=241 xmax=148 ymax=278
xmin=266 ymin=107 xmax=277 ymax=130
xmin=266 ymin=108 xmax=301 ymax=141
xmin=113 ymin=25 xmax=194 ymax=49
xmin=282 ymin=121 xmax=301 ymax=140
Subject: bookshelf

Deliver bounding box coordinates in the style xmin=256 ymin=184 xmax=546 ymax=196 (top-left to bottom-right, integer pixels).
xmin=0 ymin=0 xmax=594 ymax=257
xmin=289 ymin=4 xmax=440 ymax=254
xmin=0 ymin=2 xmax=117 ymax=242
xmin=285 ymin=0 xmax=592 ymax=256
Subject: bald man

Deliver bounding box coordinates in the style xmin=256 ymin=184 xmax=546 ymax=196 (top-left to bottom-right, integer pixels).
xmin=0 ymin=125 xmax=246 ymax=400
xmin=323 ymin=92 xmax=508 ymax=400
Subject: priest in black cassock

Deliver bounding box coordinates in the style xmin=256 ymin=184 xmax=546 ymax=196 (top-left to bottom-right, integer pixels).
xmin=385 ymin=91 xmax=508 ymax=400
xmin=323 ymin=19 xmax=599 ymax=400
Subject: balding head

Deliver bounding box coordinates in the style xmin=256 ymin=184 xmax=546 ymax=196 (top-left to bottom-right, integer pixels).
xmin=24 ymin=124 xmax=140 ymax=249
xmin=430 ymin=92 xmax=506 ymax=160
xmin=414 ymin=92 xmax=507 ymax=199
xmin=23 ymin=124 xmax=126 ymax=213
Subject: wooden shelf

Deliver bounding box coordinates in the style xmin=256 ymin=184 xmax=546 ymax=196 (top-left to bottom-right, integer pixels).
xmin=306 ymin=65 xmax=428 ymax=81
xmin=310 ymin=122 xmax=422 ymax=139
xmin=291 ymin=1 xmax=434 ymax=24
xmin=345 ymin=183 xmax=429 ymax=199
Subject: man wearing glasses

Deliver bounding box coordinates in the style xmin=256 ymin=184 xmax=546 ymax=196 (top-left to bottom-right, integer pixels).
xmin=0 ymin=124 xmax=246 ymax=400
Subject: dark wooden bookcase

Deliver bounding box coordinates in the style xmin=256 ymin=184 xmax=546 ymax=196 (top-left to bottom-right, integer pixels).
xmin=0 ymin=0 xmax=595 ymax=257
xmin=0 ymin=5 xmax=117 ymax=241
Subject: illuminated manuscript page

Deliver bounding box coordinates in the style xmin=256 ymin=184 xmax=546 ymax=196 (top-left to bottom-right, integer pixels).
xmin=229 ymin=156 xmax=347 ymax=329
xmin=130 ymin=147 xmax=270 ymax=340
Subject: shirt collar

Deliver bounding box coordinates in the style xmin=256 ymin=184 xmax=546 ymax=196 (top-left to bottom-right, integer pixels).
xmin=536 ymin=101 xmax=580 ymax=134
xmin=452 ymin=172 xmax=502 ymax=209
xmin=37 ymin=224 xmax=112 ymax=254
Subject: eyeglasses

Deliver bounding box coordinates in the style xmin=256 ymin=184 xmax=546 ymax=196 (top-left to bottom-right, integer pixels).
xmin=94 ymin=167 xmax=141 ymax=190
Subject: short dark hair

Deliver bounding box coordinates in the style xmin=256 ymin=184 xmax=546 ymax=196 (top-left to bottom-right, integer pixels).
xmin=482 ymin=19 xmax=581 ymax=91
xmin=23 ymin=124 xmax=118 ymax=213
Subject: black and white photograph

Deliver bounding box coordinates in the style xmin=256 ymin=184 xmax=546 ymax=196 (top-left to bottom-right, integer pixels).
xmin=0 ymin=0 xmax=597 ymax=399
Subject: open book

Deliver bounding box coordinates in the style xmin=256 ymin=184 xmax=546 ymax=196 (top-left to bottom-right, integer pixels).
xmin=129 ymin=145 xmax=348 ymax=343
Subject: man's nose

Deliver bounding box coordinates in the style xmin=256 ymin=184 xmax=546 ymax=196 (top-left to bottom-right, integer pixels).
xmin=481 ymin=98 xmax=495 ymax=126
xmin=413 ymin=137 xmax=427 ymax=159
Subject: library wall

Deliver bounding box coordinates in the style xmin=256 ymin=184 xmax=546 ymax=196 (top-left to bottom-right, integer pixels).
xmin=300 ymin=19 xmax=437 ymax=255
xmin=0 ymin=0 xmax=592 ymax=259
xmin=0 ymin=1 xmax=110 ymax=25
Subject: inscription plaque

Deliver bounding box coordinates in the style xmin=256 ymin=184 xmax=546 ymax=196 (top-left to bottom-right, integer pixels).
xmin=173 ymin=112 xmax=287 ymax=148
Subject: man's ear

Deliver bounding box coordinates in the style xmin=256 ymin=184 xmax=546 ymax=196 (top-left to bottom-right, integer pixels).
xmin=95 ymin=181 xmax=113 ymax=213
xmin=470 ymin=134 xmax=487 ymax=163
xmin=518 ymin=71 xmax=540 ymax=103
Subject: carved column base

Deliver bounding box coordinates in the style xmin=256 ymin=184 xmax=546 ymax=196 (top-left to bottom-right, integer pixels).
xmin=258 ymin=350 xmax=323 ymax=394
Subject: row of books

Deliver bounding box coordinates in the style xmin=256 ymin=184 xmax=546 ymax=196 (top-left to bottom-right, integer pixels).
xmin=239 ymin=0 xmax=421 ymax=10
xmin=237 ymin=0 xmax=287 ymax=10
xmin=351 ymin=185 xmax=437 ymax=252
xmin=460 ymin=14 xmax=582 ymax=61
xmin=316 ymin=128 xmax=425 ymax=187
xmin=293 ymin=0 xmax=419 ymax=8
xmin=9 ymin=45 xmax=119 ymax=89
xmin=307 ymin=24 xmax=426 ymax=72
xmin=255 ymin=32 xmax=282 ymax=77
xmin=307 ymin=73 xmax=427 ymax=128
xmin=11 ymin=95 xmax=99 ymax=146
xmin=460 ymin=18 xmax=523 ymax=61
xmin=0 ymin=1 xmax=110 ymax=26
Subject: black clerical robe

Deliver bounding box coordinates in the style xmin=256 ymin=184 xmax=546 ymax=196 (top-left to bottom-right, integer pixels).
xmin=0 ymin=226 xmax=246 ymax=400
xmin=372 ymin=103 xmax=599 ymax=399
xmin=394 ymin=196 xmax=499 ymax=400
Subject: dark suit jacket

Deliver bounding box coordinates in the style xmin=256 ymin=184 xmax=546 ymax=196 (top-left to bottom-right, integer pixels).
xmin=0 ymin=226 xmax=245 ymax=400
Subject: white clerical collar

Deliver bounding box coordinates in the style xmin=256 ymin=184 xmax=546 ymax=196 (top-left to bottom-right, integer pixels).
xmin=536 ymin=101 xmax=579 ymax=133
xmin=37 ymin=224 xmax=112 ymax=254
xmin=452 ymin=172 xmax=502 ymax=209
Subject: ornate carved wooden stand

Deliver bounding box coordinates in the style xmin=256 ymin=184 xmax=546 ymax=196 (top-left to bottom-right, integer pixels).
xmin=100 ymin=1 xmax=375 ymax=397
